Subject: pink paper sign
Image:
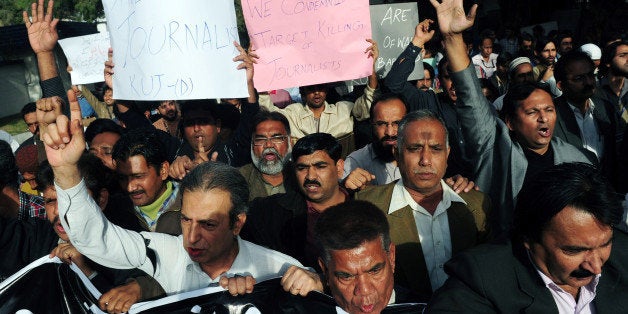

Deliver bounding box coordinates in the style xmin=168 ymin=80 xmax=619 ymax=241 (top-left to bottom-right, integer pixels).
xmin=242 ymin=0 xmax=373 ymax=91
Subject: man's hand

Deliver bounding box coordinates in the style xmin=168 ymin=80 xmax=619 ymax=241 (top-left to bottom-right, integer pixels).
xmin=50 ymin=243 xmax=92 ymax=277
xmin=366 ymin=39 xmax=379 ymax=61
xmin=219 ymin=275 xmax=255 ymax=296
xmin=23 ymin=0 xmax=59 ymax=54
xmin=280 ymin=266 xmax=324 ymax=297
xmin=343 ymin=168 xmax=376 ymax=191
xmin=169 ymin=155 xmax=194 ymax=180
xmin=104 ymin=48 xmax=114 ymax=89
xmin=445 ymin=174 xmax=479 ymax=193
xmin=36 ymin=95 xmax=64 ymax=139
xmin=234 ymin=41 xmax=257 ymax=103
xmin=42 ymin=89 xmax=86 ymax=188
xmin=99 ymin=280 xmax=142 ymax=314
xmin=412 ymin=19 xmax=435 ymax=48
xmin=430 ymin=0 xmax=477 ymax=36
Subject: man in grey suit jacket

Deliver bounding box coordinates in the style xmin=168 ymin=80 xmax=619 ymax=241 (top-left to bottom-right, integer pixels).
xmin=435 ymin=0 xmax=590 ymax=238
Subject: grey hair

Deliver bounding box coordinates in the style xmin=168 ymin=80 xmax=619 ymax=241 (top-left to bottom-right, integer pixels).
xmin=396 ymin=110 xmax=449 ymax=155
xmin=181 ymin=162 xmax=249 ymax=228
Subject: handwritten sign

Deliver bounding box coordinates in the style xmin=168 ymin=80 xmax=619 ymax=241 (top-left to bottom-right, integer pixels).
xmin=346 ymin=3 xmax=420 ymax=86
xmin=101 ymin=0 xmax=247 ymax=100
xmin=242 ymin=0 xmax=372 ymax=91
xmin=59 ymin=32 xmax=110 ymax=85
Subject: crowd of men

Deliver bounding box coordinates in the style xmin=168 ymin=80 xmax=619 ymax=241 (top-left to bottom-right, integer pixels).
xmin=2 ymin=0 xmax=628 ymax=313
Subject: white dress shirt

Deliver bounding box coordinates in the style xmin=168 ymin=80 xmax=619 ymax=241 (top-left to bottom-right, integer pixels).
xmin=389 ymin=180 xmax=467 ymax=291
xmin=56 ymin=179 xmax=303 ymax=294
xmin=568 ymin=100 xmax=604 ymax=161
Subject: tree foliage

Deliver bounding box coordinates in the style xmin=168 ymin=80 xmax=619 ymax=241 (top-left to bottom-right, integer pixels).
xmin=0 ymin=0 xmax=103 ymax=27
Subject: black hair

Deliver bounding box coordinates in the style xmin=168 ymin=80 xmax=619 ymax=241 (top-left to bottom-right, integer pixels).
xmin=298 ymin=84 xmax=330 ymax=106
xmin=438 ymin=57 xmax=450 ymax=80
xmin=292 ymin=133 xmax=341 ymax=163
xmin=554 ymin=50 xmax=595 ymax=83
xmin=0 ymin=140 xmax=17 ymax=188
xmin=369 ymin=93 xmax=407 ymax=122
xmin=21 ymin=102 xmax=36 ymax=119
xmin=37 ymin=153 xmax=111 ymax=201
xmin=181 ymin=162 xmax=249 ymax=229
xmin=315 ymin=200 xmax=391 ymax=264
xmin=84 ymin=118 xmax=125 ymax=144
xmin=423 ymin=62 xmax=435 ymax=80
xmin=513 ymin=163 xmax=622 ymax=243
xmin=599 ymin=40 xmax=628 ymax=77
xmin=252 ymin=110 xmax=291 ymax=136
xmin=501 ymin=82 xmax=552 ymax=122
xmin=180 ymin=99 xmax=219 ymax=121
xmin=535 ymin=38 xmax=556 ymax=54
xmin=112 ymin=127 xmax=168 ymax=170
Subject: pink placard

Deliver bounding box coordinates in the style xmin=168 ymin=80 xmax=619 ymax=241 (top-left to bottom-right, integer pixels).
xmin=242 ymin=0 xmax=372 ymax=91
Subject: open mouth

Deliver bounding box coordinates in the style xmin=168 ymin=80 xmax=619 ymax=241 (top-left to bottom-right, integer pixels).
xmin=538 ymin=127 xmax=551 ymax=137
xmin=55 ymin=222 xmax=66 ymax=235
xmin=360 ymin=304 xmax=375 ymax=313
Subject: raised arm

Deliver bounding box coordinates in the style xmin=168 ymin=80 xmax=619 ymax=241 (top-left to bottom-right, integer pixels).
xmin=23 ymin=0 xmax=59 ymax=81
xmin=384 ymin=19 xmax=437 ymax=111
xmin=352 ymin=39 xmax=380 ymax=121
xmin=431 ymin=0 xmax=476 ymax=71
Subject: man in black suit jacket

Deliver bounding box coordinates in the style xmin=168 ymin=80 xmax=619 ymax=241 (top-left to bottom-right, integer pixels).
xmin=553 ymin=50 xmax=618 ymax=186
xmin=425 ymin=2 xmax=627 ymax=311
xmin=427 ymin=161 xmax=627 ymax=313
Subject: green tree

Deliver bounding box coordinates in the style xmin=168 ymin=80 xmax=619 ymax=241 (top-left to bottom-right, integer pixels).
xmin=0 ymin=0 xmax=103 ymax=27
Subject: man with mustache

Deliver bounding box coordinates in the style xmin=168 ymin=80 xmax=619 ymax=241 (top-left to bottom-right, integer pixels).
xmin=112 ymin=127 xmax=182 ymax=235
xmin=239 ymin=111 xmax=294 ymax=201
xmin=342 ymin=93 xmax=475 ymax=192
xmin=428 ymin=162 xmax=628 ymax=313
xmin=315 ymin=200 xmax=424 ymax=313
xmin=342 ymin=93 xmax=406 ymax=187
xmin=354 ymin=110 xmax=491 ymax=302
xmin=431 ymin=0 xmax=590 ymax=239
xmin=385 ymin=20 xmax=474 ymax=179
xmin=553 ymin=50 xmax=618 ymax=187
xmin=152 ymin=100 xmax=182 ymax=138
xmin=242 ymin=133 xmax=348 ymax=271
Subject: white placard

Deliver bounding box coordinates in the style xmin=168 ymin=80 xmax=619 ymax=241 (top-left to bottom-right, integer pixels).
xmin=102 ymin=0 xmax=248 ymax=100
xmin=59 ymin=32 xmax=110 ymax=85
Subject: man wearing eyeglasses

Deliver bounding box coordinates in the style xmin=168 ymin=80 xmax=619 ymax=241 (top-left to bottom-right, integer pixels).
xmin=239 ymin=111 xmax=294 ymax=201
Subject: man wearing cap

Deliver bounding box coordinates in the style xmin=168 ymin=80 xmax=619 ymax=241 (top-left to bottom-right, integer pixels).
xmin=16 ymin=144 xmax=40 ymax=195
xmin=0 ymin=141 xmax=44 ymax=221
xmin=492 ymin=56 xmax=536 ymax=112
xmin=580 ymin=43 xmax=602 ymax=78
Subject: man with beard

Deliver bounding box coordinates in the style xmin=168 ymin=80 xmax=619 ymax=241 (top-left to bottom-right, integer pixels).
xmin=242 ymin=133 xmax=348 ymax=270
xmin=342 ymin=94 xmax=476 ymax=192
xmin=385 ymin=20 xmax=473 ymax=179
xmin=553 ymin=50 xmax=617 ymax=186
xmin=343 ymin=93 xmax=406 ymax=186
xmin=534 ymin=39 xmax=562 ymax=98
xmin=239 ymin=111 xmax=294 ymax=201
xmin=354 ymin=110 xmax=491 ymax=301
xmin=152 ymin=100 xmax=182 ymax=138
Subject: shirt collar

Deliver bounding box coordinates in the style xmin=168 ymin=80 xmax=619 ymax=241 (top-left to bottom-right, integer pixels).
xmin=389 ymin=180 xmax=466 ymax=215
xmin=533 ymin=259 xmax=601 ymax=295
xmin=567 ymin=99 xmax=595 ymax=115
